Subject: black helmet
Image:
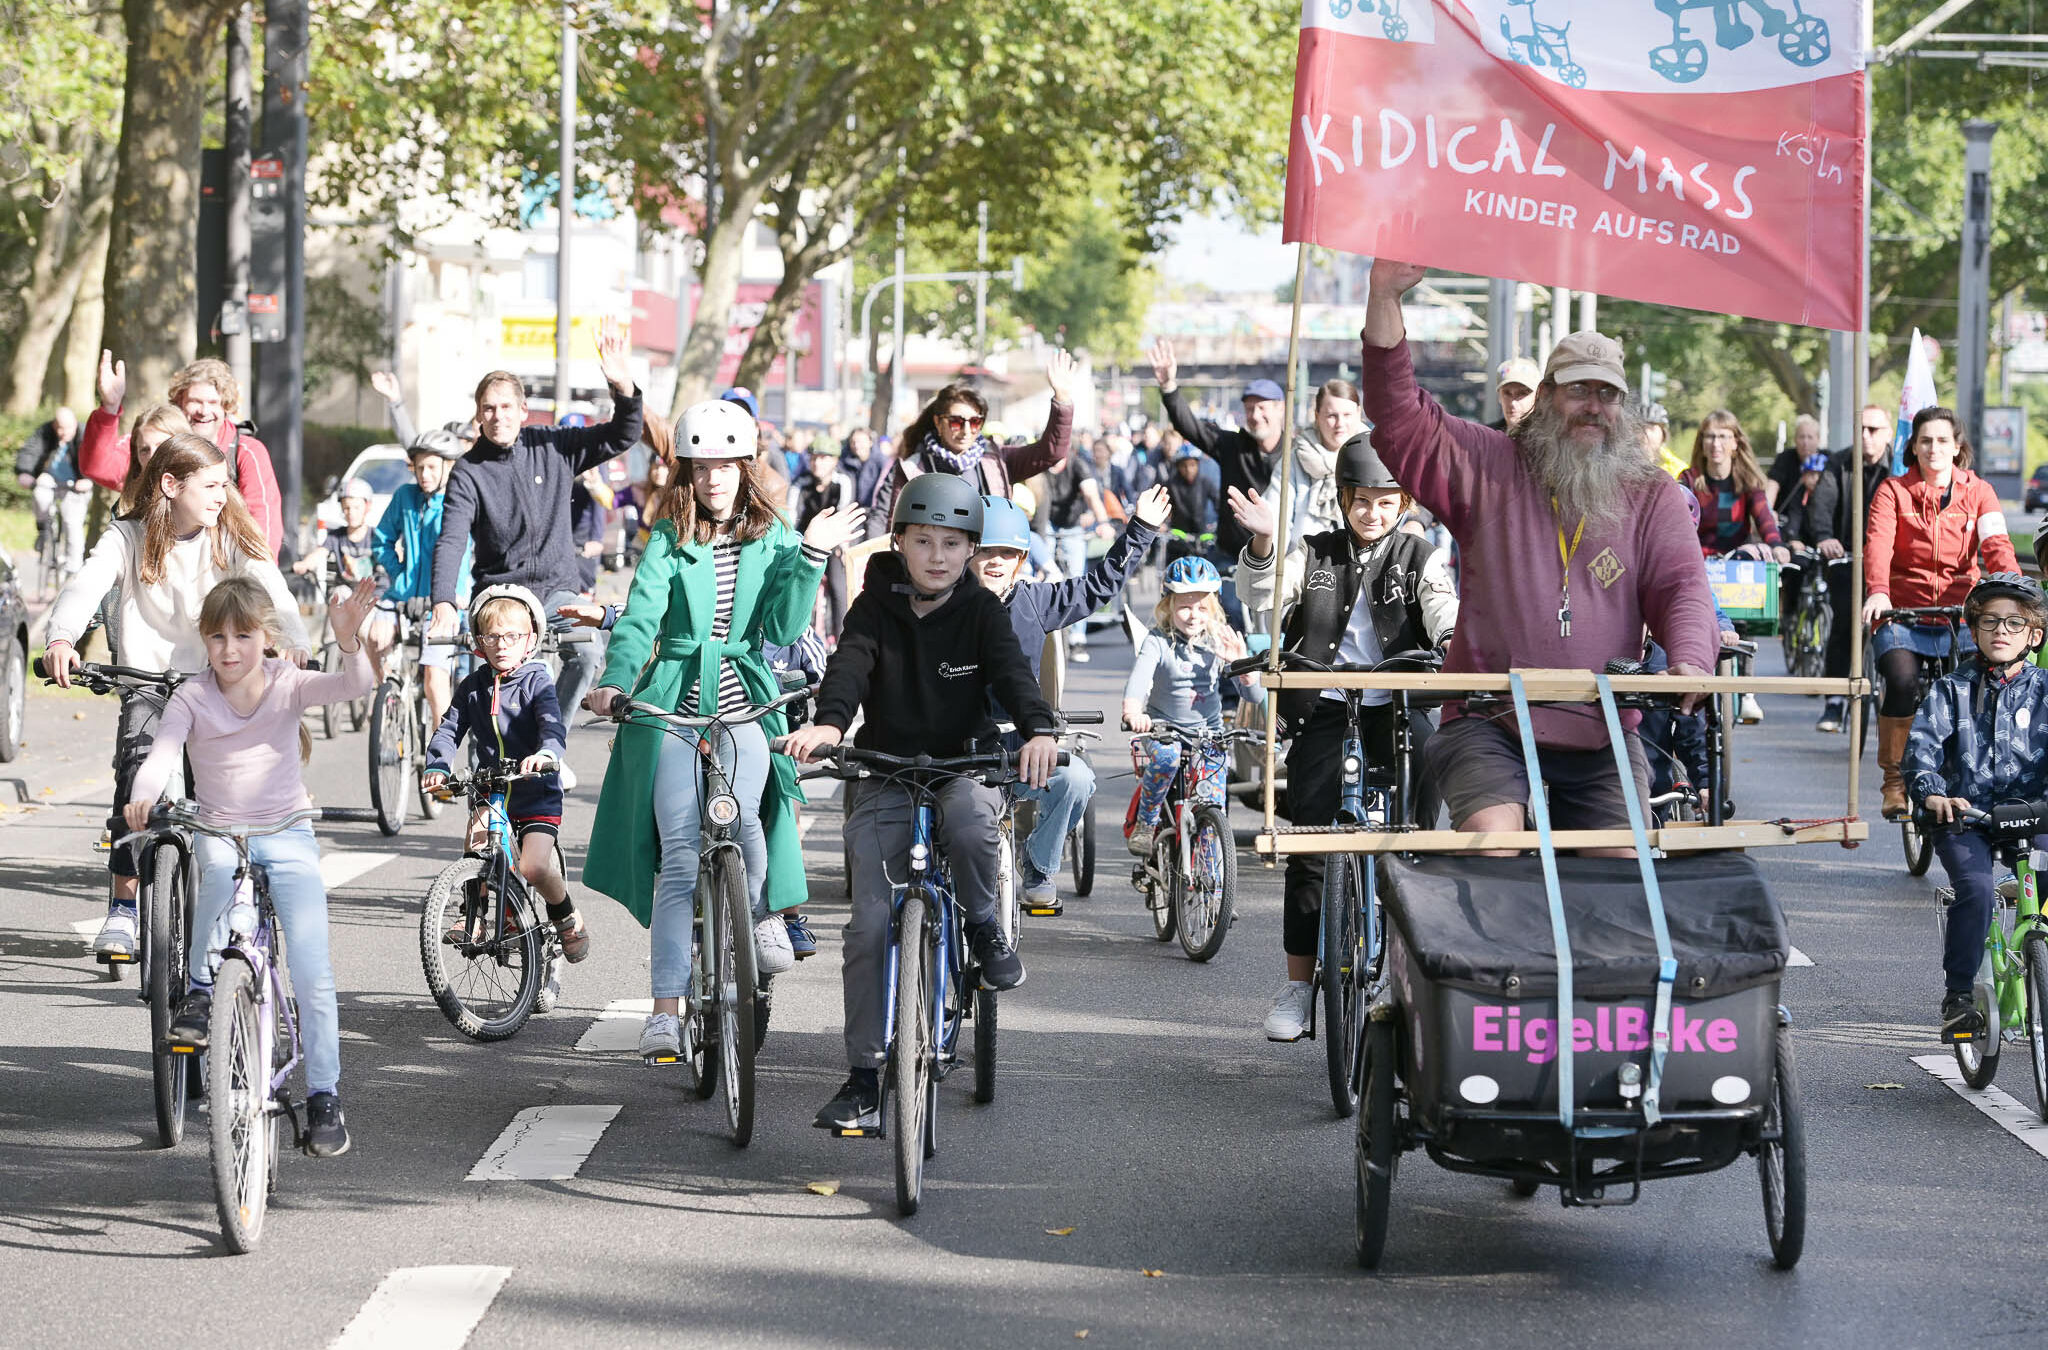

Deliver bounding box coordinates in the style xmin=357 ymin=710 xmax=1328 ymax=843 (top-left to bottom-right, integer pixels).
xmin=891 ymin=471 xmax=985 ymax=536
xmin=1967 ymin=571 xmax=2047 ymax=616
xmin=1335 ymin=431 xmax=1400 ymax=491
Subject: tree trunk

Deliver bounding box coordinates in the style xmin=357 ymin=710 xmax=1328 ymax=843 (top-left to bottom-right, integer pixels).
xmin=673 ymin=180 xmax=767 ymax=409
xmin=868 ymin=321 xmax=895 ymax=434
xmin=99 ymin=0 xmax=238 ymax=407
xmin=4 ymin=151 xmax=116 ymax=413
xmin=59 ymin=215 xmax=112 ymax=411
xmin=731 ymin=255 xmax=809 ymax=394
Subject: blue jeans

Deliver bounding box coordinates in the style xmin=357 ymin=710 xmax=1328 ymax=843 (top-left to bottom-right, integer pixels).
xmin=649 ymin=723 xmax=769 ymax=999
xmin=1053 ymin=528 xmax=1092 ymax=645
xmin=544 ymin=587 xmax=607 ymax=721
xmin=189 ymin=823 xmax=341 ymax=1095
xmin=1014 ymin=759 xmax=1095 ymax=879
xmin=1935 ymin=827 xmax=2048 ymax=995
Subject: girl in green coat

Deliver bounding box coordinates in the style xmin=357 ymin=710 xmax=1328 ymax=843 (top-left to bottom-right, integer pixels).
xmin=583 ymin=399 xmax=864 ymax=1061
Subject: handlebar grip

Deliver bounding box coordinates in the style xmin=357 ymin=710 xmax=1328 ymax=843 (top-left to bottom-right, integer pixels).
xmin=555 ymin=629 xmax=594 ymax=645
xmin=1222 ymin=654 xmax=1267 ymax=678
xmin=31 ymin=655 xmax=49 ymax=680
xmin=1059 ymin=710 xmax=1105 ymax=726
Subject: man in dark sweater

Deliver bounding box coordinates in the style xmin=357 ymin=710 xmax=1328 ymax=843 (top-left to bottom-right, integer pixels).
xmin=1814 ymin=404 xmax=1896 ymax=733
xmin=430 ymin=319 xmax=644 ymax=727
xmin=783 ymin=474 xmax=1058 ymax=1132
xmin=1150 ymin=338 xmax=1286 ymax=629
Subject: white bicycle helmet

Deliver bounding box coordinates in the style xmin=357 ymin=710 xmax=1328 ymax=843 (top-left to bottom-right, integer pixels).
xmin=468 ymin=583 xmax=548 ymax=637
xmin=676 ymin=399 xmax=758 ymax=459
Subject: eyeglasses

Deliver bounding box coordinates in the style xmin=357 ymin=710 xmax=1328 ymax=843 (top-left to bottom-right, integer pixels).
xmin=1973 ymin=615 xmax=2036 ymax=635
xmin=476 ymin=631 xmax=530 ymax=647
xmin=1557 ymin=382 xmax=1624 ymax=405
xmin=938 ymin=413 xmax=985 ymax=432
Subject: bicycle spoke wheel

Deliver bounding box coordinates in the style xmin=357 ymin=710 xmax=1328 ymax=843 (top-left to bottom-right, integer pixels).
xmin=1147 ymin=837 xmax=1178 ymax=943
xmin=973 ymin=978 xmax=998 ymax=1105
xmin=414 ymin=692 xmax=445 ymax=819
xmin=995 ymin=825 xmax=1020 ymax=947
xmin=713 ymin=852 xmax=757 ymax=1147
xmin=1955 ymin=979 xmax=2001 ymax=1090
xmin=369 ymin=681 xmax=410 ymax=836
xmin=1323 ymin=855 xmax=1362 ymax=1119
xmin=890 ymin=890 xmax=934 ymax=1216
xmin=148 ymin=842 xmax=191 ymax=1148
xmin=2025 ymin=935 xmax=2048 ymax=1122
xmin=1175 ymin=805 xmax=1236 ymax=962
xmin=1355 ymin=1017 xmax=1398 ymax=1269
xmin=1902 ymin=817 xmax=1934 ymax=877
xmin=1070 ymin=794 xmax=1097 ymax=897
xmin=1759 ymin=1022 xmax=1807 ymax=1269
xmin=207 ymin=959 xmax=268 ymax=1254
xmin=419 ymin=858 xmax=542 ymax=1040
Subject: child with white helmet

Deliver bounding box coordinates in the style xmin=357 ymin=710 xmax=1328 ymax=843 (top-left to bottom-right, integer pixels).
xmin=582 ymin=399 xmax=863 ymax=1062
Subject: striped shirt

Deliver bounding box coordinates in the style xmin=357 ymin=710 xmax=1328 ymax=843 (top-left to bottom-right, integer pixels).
xmin=695 ymin=533 xmax=750 ymax=714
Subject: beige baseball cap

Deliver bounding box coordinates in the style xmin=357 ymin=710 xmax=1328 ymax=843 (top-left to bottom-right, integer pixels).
xmin=1496 ymin=357 xmax=1541 ymax=392
xmin=1544 ymin=331 xmax=1628 ymax=390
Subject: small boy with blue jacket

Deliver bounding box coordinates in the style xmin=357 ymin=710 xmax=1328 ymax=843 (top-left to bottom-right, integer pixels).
xmin=1904 ymin=572 xmax=2048 ymax=1041
xmin=423 ymin=584 xmax=591 ymax=964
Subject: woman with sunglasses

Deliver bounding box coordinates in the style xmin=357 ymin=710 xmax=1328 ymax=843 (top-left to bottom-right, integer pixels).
xmin=865 ymin=349 xmax=1084 ymax=538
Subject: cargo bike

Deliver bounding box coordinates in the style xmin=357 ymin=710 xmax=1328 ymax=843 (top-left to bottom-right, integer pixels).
xmin=1249 ymin=666 xmax=1867 ymax=1273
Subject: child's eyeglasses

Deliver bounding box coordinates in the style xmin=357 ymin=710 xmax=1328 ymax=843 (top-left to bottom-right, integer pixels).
xmin=1973 ymin=615 xmax=2036 ymax=635
xmin=476 ymin=631 xmax=529 ymax=647
xmin=937 ymin=413 xmax=985 ymax=432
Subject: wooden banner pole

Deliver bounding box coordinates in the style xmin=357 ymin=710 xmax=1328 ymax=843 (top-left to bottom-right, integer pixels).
xmin=1261 ymin=243 xmax=1311 ymax=854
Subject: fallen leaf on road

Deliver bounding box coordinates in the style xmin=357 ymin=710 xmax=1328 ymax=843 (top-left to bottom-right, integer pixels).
xmin=1075 ymin=1333 xmax=1090 ymax=1341
xmin=1865 ymin=1083 xmax=1905 ymax=1090
xmin=806 ymin=1180 xmax=841 ymax=1196
xmin=73 ymin=712 xmax=85 ymax=720
xmin=1141 ymin=1268 xmax=1164 ymax=1278
xmin=1045 ymin=1226 xmax=1075 ymax=1236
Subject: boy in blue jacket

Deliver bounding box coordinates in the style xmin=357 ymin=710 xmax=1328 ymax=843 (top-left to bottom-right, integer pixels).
xmin=422 ymin=584 xmax=591 ymax=964
xmin=371 ymin=429 xmax=472 ymax=729
xmin=1905 ymin=572 xmax=2048 ymax=1042
xmin=971 ymin=484 xmax=1171 ymax=912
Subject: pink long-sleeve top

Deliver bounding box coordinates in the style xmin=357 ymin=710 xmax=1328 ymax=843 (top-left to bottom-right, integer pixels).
xmin=1358 ymin=340 xmax=1720 ymax=750
xmin=129 ymin=647 xmax=374 ymax=827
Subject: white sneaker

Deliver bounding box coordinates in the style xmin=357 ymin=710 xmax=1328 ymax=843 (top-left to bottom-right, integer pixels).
xmin=1737 ymin=693 xmax=1764 ymax=725
xmin=1263 ymin=981 xmax=1314 ymax=1042
xmin=93 ymin=911 xmax=139 ymax=959
xmin=754 ymin=916 xmax=795 ymax=976
xmin=639 ymin=1012 xmax=682 ymax=1059
xmin=1128 ymin=824 xmax=1155 ymax=859
xmin=535 ymin=953 xmax=564 ymax=1013
xmin=558 ymin=762 xmax=578 ymax=790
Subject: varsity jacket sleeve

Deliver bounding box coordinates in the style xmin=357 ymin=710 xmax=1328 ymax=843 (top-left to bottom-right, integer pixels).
xmin=1419 ymin=546 xmax=1458 ymax=647
xmin=432 ymin=463 xmax=480 ymax=607
xmin=813 ymin=593 xmax=880 ymax=734
xmin=1037 ymin=518 xmax=1158 ymax=630
xmin=1232 ymin=540 xmax=1305 ymax=635
xmin=980 ymin=597 xmax=1059 ymax=738
xmin=594 ymin=522 xmax=676 ymax=694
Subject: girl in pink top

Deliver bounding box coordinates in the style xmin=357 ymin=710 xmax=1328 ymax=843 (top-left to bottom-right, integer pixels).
xmin=123 ymin=575 xmax=376 ymax=1156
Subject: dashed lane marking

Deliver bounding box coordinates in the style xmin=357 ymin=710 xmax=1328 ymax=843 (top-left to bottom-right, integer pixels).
xmin=321 ymin=850 xmax=398 ymax=890
xmin=331 ymin=1265 xmax=512 ymax=1350
xmin=467 ymin=1105 xmax=621 ymax=1181
xmin=1788 ymin=946 xmax=1814 ymax=967
xmin=1911 ymin=1054 xmax=2048 ymax=1160
xmin=574 ymin=999 xmax=654 ymax=1052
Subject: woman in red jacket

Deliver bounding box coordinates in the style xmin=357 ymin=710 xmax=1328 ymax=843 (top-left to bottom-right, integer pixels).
xmin=1862 ymin=405 xmax=2017 ymax=817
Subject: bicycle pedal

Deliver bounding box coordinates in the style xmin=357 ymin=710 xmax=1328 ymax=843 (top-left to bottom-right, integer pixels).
xmin=643 ymin=1053 xmax=681 ymax=1065
xmin=825 ymin=1118 xmax=883 ymax=1138
xmin=95 ymin=950 xmax=137 ymax=965
xmin=168 ymin=1043 xmax=198 ymax=1055
xmin=1025 ymin=903 xmax=1063 ymax=918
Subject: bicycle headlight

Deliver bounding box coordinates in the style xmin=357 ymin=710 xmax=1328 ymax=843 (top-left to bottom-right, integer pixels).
xmin=707 ymin=794 xmax=740 ymax=827
xmin=1342 ymin=755 xmax=1362 ymax=781
xmin=909 ymin=843 xmax=929 ymax=870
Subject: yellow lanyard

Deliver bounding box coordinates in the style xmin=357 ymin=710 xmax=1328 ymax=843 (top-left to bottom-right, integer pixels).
xmin=1554 ymin=500 xmax=1584 ymax=637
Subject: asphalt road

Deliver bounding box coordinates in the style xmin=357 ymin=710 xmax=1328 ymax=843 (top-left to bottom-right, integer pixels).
xmin=3 ymin=637 xmax=2047 ymax=1350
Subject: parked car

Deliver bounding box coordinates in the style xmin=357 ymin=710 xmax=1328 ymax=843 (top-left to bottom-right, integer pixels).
xmin=312 ymin=445 xmax=410 ymax=533
xmin=0 ymin=550 xmax=27 ymax=761
xmin=2025 ymin=463 xmax=2048 ymax=514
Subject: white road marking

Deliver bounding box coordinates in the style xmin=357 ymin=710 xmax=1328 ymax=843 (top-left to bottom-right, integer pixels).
xmin=574 ymin=999 xmax=653 ymax=1053
xmin=1911 ymin=1054 xmax=2048 ymax=1159
xmin=331 ymin=1265 xmax=512 ymax=1350
xmin=468 ymin=1105 xmax=621 ymax=1181
xmin=68 ymin=919 xmax=101 ymax=938
xmin=1788 ymin=946 xmax=1814 ymax=967
xmin=321 ymin=850 xmax=398 ymax=890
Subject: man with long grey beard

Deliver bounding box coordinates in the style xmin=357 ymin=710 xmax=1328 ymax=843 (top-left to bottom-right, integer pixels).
xmin=1356 ymin=257 xmax=1720 ymax=847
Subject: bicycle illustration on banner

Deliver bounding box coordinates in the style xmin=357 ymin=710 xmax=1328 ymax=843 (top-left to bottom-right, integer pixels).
xmin=1326 ymin=0 xmax=1410 ymax=43
xmin=1649 ymin=0 xmax=1832 ymax=84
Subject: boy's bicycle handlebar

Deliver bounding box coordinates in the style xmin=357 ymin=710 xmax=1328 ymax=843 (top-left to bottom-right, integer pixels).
xmin=35 ymin=656 xmax=186 ymax=695
xmin=424 ymin=765 xmax=558 ymax=801
xmin=1949 ymin=800 xmax=2048 ymax=837
xmin=773 ymin=742 xmax=1069 ymax=786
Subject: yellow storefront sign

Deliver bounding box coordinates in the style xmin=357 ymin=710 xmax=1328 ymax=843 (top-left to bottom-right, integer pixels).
xmin=501 ymin=315 xmax=601 ymax=360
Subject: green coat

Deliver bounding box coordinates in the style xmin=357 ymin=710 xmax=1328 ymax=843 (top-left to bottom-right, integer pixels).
xmin=582 ymin=518 xmax=824 ymax=926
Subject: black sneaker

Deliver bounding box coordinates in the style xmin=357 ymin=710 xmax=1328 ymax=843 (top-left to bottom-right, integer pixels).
xmin=813 ymin=1071 xmax=880 ymax=1131
xmin=304 ymin=1091 xmax=352 ymax=1157
xmin=168 ymin=988 xmax=212 ymax=1049
xmin=1940 ymin=992 xmax=1984 ymax=1044
xmin=969 ymin=921 xmax=1025 ymax=991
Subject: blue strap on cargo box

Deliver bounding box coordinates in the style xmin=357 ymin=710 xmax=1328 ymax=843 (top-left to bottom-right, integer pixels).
xmin=1594 ymin=674 xmax=1678 ymax=1127
xmin=1508 ymin=674 xmax=1575 ymax=1132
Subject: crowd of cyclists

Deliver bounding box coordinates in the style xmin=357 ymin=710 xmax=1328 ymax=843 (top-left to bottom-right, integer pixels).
xmin=19 ymin=246 xmax=2043 ymax=1161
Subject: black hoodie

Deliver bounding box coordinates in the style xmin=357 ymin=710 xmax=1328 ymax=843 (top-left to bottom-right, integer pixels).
xmin=815 ymin=552 xmax=1058 ymax=758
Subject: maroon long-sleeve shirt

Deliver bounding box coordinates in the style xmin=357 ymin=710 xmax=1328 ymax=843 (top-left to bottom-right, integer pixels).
xmin=1359 ymin=341 xmax=1719 ymax=750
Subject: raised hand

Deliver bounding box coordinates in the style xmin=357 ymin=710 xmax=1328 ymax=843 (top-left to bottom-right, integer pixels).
xmin=97 ymin=349 xmax=126 ymax=414
xmin=328 ymin=576 xmax=380 ymax=647
xmin=1045 ymin=348 xmax=1082 ymax=406
xmin=1226 ymin=485 xmax=1276 ymax=541
xmin=1133 ymin=485 xmax=1172 ymax=530
xmin=1149 ymin=337 xmax=1178 ymax=392
xmin=594 ymin=315 xmax=635 ymax=394
xmin=802 ymin=504 xmax=866 ymax=553
xmin=1368 ymin=257 xmax=1428 ymax=297
xmin=370 ymin=370 xmax=403 ymax=404
xmin=556 ymin=602 xmax=607 ymax=628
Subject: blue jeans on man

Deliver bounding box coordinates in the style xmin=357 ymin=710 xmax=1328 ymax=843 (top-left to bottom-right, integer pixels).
xmin=1013 ymin=759 xmax=1096 ymax=883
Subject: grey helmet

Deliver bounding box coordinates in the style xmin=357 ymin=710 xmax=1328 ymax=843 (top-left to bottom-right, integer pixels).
xmin=1335 ymin=431 xmax=1400 ymax=491
xmin=408 ymin=428 xmax=465 ymax=460
xmin=890 ymin=471 xmax=985 ymax=536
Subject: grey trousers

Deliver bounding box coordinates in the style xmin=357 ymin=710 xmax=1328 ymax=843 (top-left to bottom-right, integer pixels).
xmin=841 ymin=775 xmax=1001 ymax=1068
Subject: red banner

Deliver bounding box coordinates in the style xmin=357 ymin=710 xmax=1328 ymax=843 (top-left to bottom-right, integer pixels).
xmin=1285 ymin=1 xmax=1865 ymax=331
xmin=686 ymin=281 xmax=826 ymax=387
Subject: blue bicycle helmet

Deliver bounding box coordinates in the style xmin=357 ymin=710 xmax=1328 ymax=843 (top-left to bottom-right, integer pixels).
xmin=1162 ymin=556 xmax=1223 ymax=595
xmin=977 ymin=495 xmax=1033 ymax=552
xmin=1800 ymin=451 xmax=1830 ymax=474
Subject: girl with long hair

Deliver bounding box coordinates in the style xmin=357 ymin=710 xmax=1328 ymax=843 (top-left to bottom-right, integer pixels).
xmin=45 ymin=433 xmax=311 ymax=959
xmin=581 ymin=399 xmax=864 ymax=1060
xmin=1679 ymin=410 xmax=1789 ymax=561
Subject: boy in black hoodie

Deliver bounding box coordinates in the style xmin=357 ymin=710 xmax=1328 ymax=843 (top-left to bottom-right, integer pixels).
xmin=783 ymin=474 xmax=1060 ymax=1131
